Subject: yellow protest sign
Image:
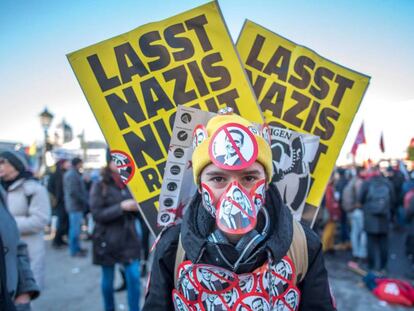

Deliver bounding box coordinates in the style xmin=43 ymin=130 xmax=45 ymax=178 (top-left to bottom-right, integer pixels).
xmin=237 ymin=20 xmax=370 ymax=208
xmin=67 ymin=2 xmax=262 ymax=234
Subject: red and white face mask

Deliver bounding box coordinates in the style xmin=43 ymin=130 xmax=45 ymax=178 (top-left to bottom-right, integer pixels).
xmin=201 ymin=179 xmax=266 ymax=234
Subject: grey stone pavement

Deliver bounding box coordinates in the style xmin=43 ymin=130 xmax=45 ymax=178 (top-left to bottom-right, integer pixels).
xmin=32 ymin=228 xmax=413 ymax=311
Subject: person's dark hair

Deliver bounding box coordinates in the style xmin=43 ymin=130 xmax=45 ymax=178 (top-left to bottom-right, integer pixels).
xmin=228 ymin=129 xmax=244 ymax=145
xmin=56 ymin=159 xmax=68 ymax=169
xmin=99 ymin=164 xmax=117 ymax=196
xmin=100 ymin=165 xmax=114 ymax=185
xmin=71 ymin=157 xmax=83 ymax=167
xmin=55 ymin=159 xmax=69 ymax=175
xmin=337 ymin=167 xmax=346 ymax=176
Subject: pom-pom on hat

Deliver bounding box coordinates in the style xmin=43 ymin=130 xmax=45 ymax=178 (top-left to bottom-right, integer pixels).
xmin=192 ymin=109 xmax=273 ymax=185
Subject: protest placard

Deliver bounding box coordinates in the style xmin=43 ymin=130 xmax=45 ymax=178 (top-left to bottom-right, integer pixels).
xmin=67 ymin=2 xmax=263 ymax=235
xmin=237 ymin=20 xmax=370 ymax=209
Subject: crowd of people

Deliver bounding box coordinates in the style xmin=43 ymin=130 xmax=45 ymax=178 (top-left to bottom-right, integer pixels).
xmin=0 ymin=150 xmax=150 ymax=311
xmin=1 ymin=134 xmax=414 ymax=310
xmin=319 ymin=162 xmax=414 ymax=277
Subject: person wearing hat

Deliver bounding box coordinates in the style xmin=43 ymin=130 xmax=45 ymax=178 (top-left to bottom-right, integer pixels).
xmin=143 ymin=111 xmax=335 ymax=310
xmin=0 ymin=150 xmax=50 ymax=289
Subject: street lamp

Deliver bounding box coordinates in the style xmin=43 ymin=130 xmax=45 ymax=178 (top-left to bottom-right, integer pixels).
xmin=39 ymin=107 xmax=54 ymax=132
xmin=38 ymin=107 xmax=54 ymax=173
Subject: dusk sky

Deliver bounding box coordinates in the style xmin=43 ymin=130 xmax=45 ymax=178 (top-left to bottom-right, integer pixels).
xmin=1 ymin=0 xmax=413 ymax=164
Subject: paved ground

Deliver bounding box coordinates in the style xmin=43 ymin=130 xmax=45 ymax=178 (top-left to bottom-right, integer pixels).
xmin=32 ymin=239 xmax=132 ymax=311
xmin=325 ymin=227 xmax=412 ymax=311
xmin=32 ymin=228 xmax=413 ymax=311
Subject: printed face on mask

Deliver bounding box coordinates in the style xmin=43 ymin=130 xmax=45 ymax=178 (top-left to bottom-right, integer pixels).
xmin=200 ymin=162 xmax=266 ymax=236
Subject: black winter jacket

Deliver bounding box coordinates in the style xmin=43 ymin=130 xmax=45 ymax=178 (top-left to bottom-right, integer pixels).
xmin=358 ymin=175 xmax=395 ymax=234
xmin=143 ymin=184 xmax=335 ymax=310
xmin=89 ymin=181 xmax=141 ymax=266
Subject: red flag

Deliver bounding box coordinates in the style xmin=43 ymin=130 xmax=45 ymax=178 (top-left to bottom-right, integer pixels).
xmin=380 ymin=132 xmax=385 ymax=153
xmin=351 ymin=123 xmax=366 ymax=156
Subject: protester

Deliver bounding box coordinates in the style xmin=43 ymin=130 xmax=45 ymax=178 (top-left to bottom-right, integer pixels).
xmin=334 ymin=168 xmax=351 ymax=250
xmin=63 ymin=157 xmax=89 ymax=257
xmin=405 ymin=193 xmax=414 ymax=278
xmin=115 ymin=212 xmax=149 ymax=293
xmin=47 ymin=159 xmax=70 ymax=248
xmin=89 ymin=160 xmax=141 ymax=311
xmin=81 ymin=171 xmax=94 ymax=241
xmin=358 ymin=166 xmax=395 ymax=272
xmin=321 ymin=174 xmax=341 ymax=254
xmin=0 ymin=185 xmax=40 ymax=311
xmin=143 ymin=110 xmax=335 ymax=310
xmin=0 ymin=150 xmax=50 ymax=289
xmin=385 ymin=166 xmax=405 ymax=223
xmin=342 ymin=166 xmax=367 ymax=262
xmin=402 ymin=171 xmax=414 ymax=199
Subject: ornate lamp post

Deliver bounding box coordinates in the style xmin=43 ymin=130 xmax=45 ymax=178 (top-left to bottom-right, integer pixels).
xmin=38 ymin=107 xmax=54 ymax=173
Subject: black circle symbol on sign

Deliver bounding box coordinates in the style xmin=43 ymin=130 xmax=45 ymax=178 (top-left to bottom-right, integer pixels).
xmin=167 ymin=182 xmax=178 ymax=192
xmin=164 ymin=198 xmax=174 ymax=207
xmin=174 ymin=148 xmax=185 ymax=159
xmin=177 ymin=130 xmax=188 ymax=141
xmin=160 ymin=213 xmax=171 ymax=223
xmin=170 ymin=165 xmax=181 ymax=175
xmin=181 ymin=113 xmax=192 ymax=124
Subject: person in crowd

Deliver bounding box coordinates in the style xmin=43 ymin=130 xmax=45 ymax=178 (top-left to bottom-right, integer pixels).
xmin=402 ymin=171 xmax=414 ymax=195
xmin=81 ymin=171 xmax=94 ymax=241
xmin=138 ymin=212 xmax=150 ymax=277
xmin=321 ymin=174 xmax=341 ymax=254
xmin=0 ymin=185 xmax=40 ymax=311
xmin=342 ymin=166 xmax=367 ymax=262
xmin=90 ymin=160 xmax=141 ymax=311
xmin=405 ymin=192 xmax=414 ymax=278
xmin=47 ymin=159 xmax=70 ymax=248
xmin=358 ymin=166 xmax=395 ymax=272
xmin=143 ymin=110 xmax=335 ymax=310
xmin=115 ymin=212 xmax=149 ymax=292
xmin=0 ymin=150 xmax=50 ymax=289
xmin=63 ymin=157 xmax=89 ymax=257
xmin=385 ymin=165 xmax=405 ymax=223
xmin=334 ymin=168 xmax=351 ymax=250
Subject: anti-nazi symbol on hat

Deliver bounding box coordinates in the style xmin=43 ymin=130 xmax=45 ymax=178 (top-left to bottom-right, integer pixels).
xmin=209 ymin=123 xmax=258 ymax=170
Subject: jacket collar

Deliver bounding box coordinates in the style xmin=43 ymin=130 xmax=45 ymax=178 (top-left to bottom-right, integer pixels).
xmin=7 ymin=178 xmax=25 ymax=192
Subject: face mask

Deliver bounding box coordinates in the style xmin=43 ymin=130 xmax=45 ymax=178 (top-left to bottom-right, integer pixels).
xmin=201 ymin=179 xmax=266 ymax=234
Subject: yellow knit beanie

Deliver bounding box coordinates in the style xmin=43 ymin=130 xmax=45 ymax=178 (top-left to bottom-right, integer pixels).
xmin=192 ymin=111 xmax=273 ymax=185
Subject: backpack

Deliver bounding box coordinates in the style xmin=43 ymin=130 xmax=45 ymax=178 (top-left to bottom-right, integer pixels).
xmin=365 ymin=179 xmax=391 ymax=216
xmin=173 ymin=218 xmax=309 ymax=288
xmin=342 ymin=178 xmax=357 ymax=212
